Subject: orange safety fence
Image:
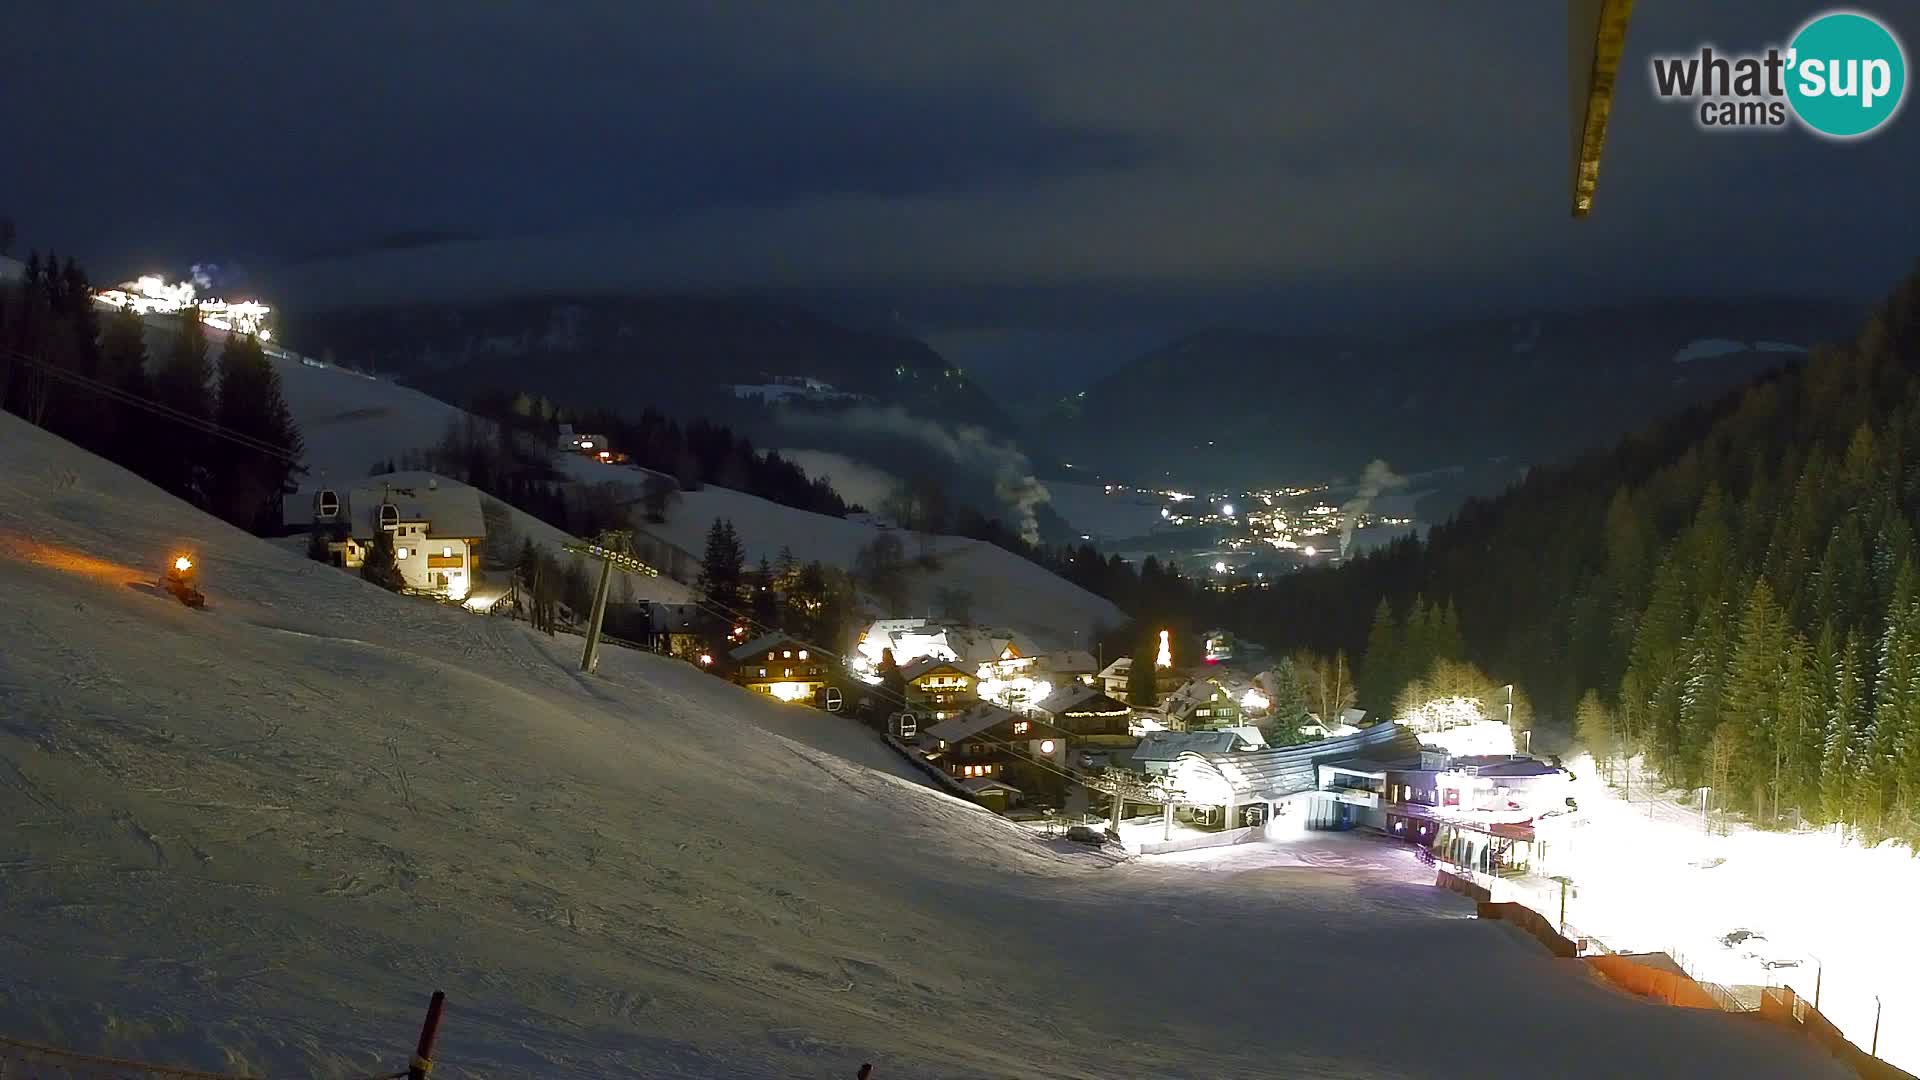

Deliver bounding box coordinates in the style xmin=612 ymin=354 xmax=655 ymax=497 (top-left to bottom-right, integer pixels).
xmin=1435 ymin=869 xmax=1491 ymax=903
xmin=1584 ymin=953 xmax=1725 ymax=1010
xmin=1477 ymin=901 xmax=1579 ymax=958
xmin=1757 ymin=987 xmax=1918 ymax=1080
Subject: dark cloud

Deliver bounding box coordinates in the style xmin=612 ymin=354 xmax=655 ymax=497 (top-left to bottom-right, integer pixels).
xmin=2 ymin=0 xmax=1913 ymax=391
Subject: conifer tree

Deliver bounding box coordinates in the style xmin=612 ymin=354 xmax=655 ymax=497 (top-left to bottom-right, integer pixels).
xmin=697 ymin=517 xmax=745 ymax=611
xmin=1576 ymin=689 xmax=1615 ymax=778
xmin=750 ymin=555 xmax=780 ymax=628
xmin=97 ymin=306 xmax=157 ymax=476
xmin=1128 ymin=628 xmax=1162 ymax=709
xmin=212 ymin=331 xmax=304 ymax=531
xmin=361 ymin=525 xmax=404 ymax=592
xmin=1360 ymin=598 xmax=1400 ymax=713
xmin=152 ymin=307 xmax=214 ymax=500
xmin=1821 ymin=629 xmax=1863 ymax=826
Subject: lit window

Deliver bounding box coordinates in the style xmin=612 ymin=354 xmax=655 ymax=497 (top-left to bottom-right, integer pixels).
xmin=758 ymin=668 xmax=767 ymax=677
xmin=1013 ymin=721 xmax=1029 ymax=735
xmin=798 ymin=650 xmax=808 ymax=660
xmin=442 ymin=546 xmax=452 ymax=558
xmin=397 ymin=547 xmax=409 ymax=559
xmin=783 ymin=650 xmax=792 ymax=658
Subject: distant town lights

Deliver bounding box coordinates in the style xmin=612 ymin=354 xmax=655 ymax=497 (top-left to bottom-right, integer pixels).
xmin=92 ymin=274 xmax=273 ymax=338
xmin=1222 ymin=504 xmax=1234 ymax=517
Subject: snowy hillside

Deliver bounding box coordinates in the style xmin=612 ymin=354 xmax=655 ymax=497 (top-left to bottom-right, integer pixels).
xmin=582 ymin=467 xmax=1124 ymax=652
xmin=127 ymin=316 xmax=692 ymax=603
xmin=146 ymin=313 xmax=1115 ymax=645
xmin=0 ymin=412 xmax=1853 ymax=1078
xmin=130 ymin=316 xmax=465 ymax=485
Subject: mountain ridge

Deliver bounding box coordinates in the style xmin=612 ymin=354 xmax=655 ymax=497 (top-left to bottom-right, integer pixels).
xmin=1034 ymin=294 xmax=1866 ymax=487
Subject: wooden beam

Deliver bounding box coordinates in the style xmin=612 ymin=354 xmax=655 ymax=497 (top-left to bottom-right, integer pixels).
xmin=1569 ymin=0 xmax=1637 ymax=217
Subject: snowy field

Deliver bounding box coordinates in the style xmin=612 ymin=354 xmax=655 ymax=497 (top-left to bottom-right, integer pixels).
xmin=0 ymin=413 xmax=1851 ymax=1078
xmin=1526 ymin=757 xmax=1920 ymax=1073
xmin=556 ymin=456 xmax=1124 ymax=652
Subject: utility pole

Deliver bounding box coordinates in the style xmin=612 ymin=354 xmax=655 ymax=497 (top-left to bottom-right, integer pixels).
xmin=561 ymin=529 xmax=659 ymax=674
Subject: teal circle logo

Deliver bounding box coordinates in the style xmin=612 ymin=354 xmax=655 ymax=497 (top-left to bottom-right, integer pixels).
xmin=1787 ymin=11 xmax=1907 ymax=138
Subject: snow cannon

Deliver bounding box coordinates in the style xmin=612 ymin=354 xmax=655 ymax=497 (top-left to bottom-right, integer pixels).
xmin=163 ymin=553 xmax=206 ymax=609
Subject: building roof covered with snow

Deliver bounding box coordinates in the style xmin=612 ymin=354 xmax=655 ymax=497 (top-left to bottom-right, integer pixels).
xmin=728 ymin=631 xmax=811 ymax=663
xmin=284 ymin=474 xmax=486 ymax=541
xmin=1170 ymin=723 xmax=1423 ymax=803
xmin=1131 ymin=729 xmax=1252 ymax=764
xmin=900 ymin=657 xmax=971 ymax=682
xmin=1045 ymin=649 xmax=1100 ymax=676
xmin=1039 ymin=683 xmax=1131 ymax=721
xmin=922 ymin=703 xmax=1020 ymax=745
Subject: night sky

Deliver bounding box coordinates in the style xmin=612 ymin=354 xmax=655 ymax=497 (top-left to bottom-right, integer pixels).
xmin=4 ymin=1 xmax=1915 ymax=396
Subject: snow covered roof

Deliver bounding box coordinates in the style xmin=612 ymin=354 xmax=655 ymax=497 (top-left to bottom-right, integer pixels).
xmin=1098 ymin=657 xmax=1132 ymax=679
xmin=1320 ymin=755 xmax=1417 ymax=777
xmin=1449 ymin=755 xmax=1565 ymax=778
xmin=1046 ymin=649 xmax=1099 ymax=674
xmin=284 ymin=475 xmax=486 ymax=540
xmin=1040 ymin=684 xmax=1130 ymax=718
xmin=1132 ymin=729 xmax=1249 ymax=763
xmin=923 ymin=703 xmax=1019 ymax=744
xmin=637 ymin=602 xmax=711 ymax=633
xmin=944 ymin=628 xmax=1016 ymax=665
xmin=901 ymin=657 xmax=970 ymax=682
xmin=729 ymin=631 xmax=808 ymax=662
xmin=1162 ymin=677 xmax=1232 ymax=717
xmin=962 ymin=777 xmax=1022 ymax=796
xmin=1174 ymin=723 xmax=1424 ymax=802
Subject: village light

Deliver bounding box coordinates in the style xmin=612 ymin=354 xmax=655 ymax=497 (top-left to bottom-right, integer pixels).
xmin=173 ymin=555 xmax=192 ymax=572
xmin=698 ymin=653 xmax=713 ymax=666
xmin=1303 ymin=545 xmax=1317 ymax=557
xmin=1039 ymin=740 xmax=1056 ymax=755
xmin=768 ymin=681 xmax=811 ymax=702
xmin=1156 ymin=630 xmax=1172 ymax=669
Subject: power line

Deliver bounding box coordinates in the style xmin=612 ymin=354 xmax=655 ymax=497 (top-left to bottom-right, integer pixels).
xmin=5 ymin=346 xmax=304 ymax=465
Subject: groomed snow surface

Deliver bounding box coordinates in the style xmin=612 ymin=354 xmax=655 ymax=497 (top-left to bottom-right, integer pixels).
xmin=1538 ymin=756 xmax=1920 ymax=1074
xmin=0 ymin=413 xmax=1853 ymax=1077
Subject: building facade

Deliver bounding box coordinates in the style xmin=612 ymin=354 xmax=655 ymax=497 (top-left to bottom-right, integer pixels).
xmin=285 ymin=476 xmax=486 ymax=601
xmin=729 ymin=633 xmax=828 ymax=703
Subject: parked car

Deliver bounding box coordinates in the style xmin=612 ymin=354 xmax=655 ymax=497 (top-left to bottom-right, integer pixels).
xmin=1065 ymin=825 xmax=1104 ymax=845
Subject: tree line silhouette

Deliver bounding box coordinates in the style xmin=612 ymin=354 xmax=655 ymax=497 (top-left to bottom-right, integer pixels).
xmin=1238 ymin=264 xmax=1920 ymax=845
xmin=1 ymin=250 xmax=303 ymax=533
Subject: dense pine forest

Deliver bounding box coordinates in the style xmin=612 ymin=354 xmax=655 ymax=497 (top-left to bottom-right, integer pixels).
xmin=1241 ymin=265 xmax=1920 ymax=845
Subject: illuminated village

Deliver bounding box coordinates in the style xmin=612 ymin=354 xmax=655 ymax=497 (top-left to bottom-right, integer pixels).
xmin=91 ymin=273 xmax=275 ymax=339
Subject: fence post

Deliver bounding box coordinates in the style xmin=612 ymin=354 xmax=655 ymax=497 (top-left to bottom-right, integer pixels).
xmin=410 ymin=990 xmax=446 ymax=1080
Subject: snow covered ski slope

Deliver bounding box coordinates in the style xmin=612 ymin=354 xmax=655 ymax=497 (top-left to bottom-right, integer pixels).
xmin=0 ymin=413 xmax=1849 ymax=1078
